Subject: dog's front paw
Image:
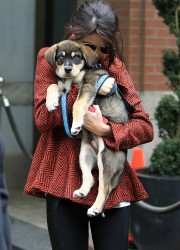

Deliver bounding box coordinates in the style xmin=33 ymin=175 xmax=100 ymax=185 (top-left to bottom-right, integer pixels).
xmin=87 ymin=207 xmax=102 ymax=217
xmin=73 ymin=189 xmax=87 ymax=199
xmin=46 ymin=96 xmax=59 ymax=111
xmin=71 ymin=122 xmax=83 ymax=136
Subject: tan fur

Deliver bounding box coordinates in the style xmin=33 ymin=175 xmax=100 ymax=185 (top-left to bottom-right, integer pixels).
xmin=45 ymin=40 xmax=129 ymax=216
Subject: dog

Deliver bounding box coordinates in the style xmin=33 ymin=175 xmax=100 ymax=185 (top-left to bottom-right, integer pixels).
xmin=45 ymin=40 xmax=129 ymax=216
xmin=45 ymin=40 xmax=98 ymax=111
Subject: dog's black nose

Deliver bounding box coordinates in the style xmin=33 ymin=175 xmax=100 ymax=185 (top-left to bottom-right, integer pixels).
xmin=65 ymin=67 xmax=72 ymax=74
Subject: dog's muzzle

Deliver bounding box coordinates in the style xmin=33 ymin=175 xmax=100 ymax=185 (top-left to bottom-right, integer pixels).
xmin=64 ymin=66 xmax=72 ymax=74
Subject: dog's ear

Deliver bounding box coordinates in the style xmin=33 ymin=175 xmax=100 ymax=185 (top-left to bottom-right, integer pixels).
xmin=79 ymin=43 xmax=97 ymax=67
xmin=44 ymin=43 xmax=59 ymax=65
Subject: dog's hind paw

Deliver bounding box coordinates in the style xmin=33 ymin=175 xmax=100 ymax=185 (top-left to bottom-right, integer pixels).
xmin=73 ymin=189 xmax=86 ymax=199
xmin=87 ymin=207 xmax=101 ymax=217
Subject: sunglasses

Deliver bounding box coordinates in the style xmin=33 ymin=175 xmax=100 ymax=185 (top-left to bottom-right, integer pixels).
xmin=83 ymin=42 xmax=109 ymax=54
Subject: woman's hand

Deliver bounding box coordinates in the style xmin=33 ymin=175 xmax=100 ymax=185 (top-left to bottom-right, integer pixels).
xmin=83 ymin=105 xmax=113 ymax=137
xmin=98 ymin=77 xmax=115 ymax=95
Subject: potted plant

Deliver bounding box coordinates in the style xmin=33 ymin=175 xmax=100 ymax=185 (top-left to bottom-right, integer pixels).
xmin=129 ymin=1 xmax=180 ymax=249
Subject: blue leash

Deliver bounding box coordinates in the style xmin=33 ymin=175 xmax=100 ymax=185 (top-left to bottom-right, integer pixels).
xmin=61 ymin=74 xmax=117 ymax=138
xmin=97 ymin=74 xmax=117 ymax=96
xmin=61 ymin=94 xmax=74 ymax=139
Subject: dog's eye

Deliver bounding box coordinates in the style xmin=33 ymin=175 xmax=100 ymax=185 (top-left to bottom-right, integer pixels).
xmin=57 ymin=51 xmax=66 ymax=60
xmin=73 ymin=54 xmax=81 ymax=59
xmin=59 ymin=54 xmax=65 ymax=59
xmin=55 ymin=54 xmax=64 ymax=62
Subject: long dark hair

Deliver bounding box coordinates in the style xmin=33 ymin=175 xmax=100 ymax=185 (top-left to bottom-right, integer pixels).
xmin=64 ymin=0 xmax=124 ymax=66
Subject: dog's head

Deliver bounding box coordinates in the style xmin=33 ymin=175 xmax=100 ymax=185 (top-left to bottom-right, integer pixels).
xmin=45 ymin=40 xmax=97 ymax=79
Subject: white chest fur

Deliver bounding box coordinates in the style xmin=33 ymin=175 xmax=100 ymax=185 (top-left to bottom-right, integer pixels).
xmin=58 ymin=79 xmax=73 ymax=93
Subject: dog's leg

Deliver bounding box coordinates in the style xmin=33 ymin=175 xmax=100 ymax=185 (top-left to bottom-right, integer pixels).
xmin=71 ymin=91 xmax=96 ymax=135
xmin=87 ymin=137 xmax=107 ymax=216
xmin=87 ymin=138 xmax=126 ymax=217
xmin=71 ymin=69 xmax=108 ymax=135
xmin=46 ymin=83 xmax=63 ymax=111
xmin=73 ymin=138 xmax=96 ymax=198
xmin=71 ymin=71 xmax=99 ymax=136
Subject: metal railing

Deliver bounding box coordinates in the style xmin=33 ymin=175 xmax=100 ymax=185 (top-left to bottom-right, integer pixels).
xmin=0 ymin=76 xmax=33 ymax=161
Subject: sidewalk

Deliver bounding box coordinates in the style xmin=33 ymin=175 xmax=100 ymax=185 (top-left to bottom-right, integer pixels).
xmin=8 ymin=189 xmax=95 ymax=250
xmin=8 ymin=189 xmax=51 ymax=250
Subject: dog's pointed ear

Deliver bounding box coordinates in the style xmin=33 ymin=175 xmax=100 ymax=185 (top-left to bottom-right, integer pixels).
xmin=44 ymin=43 xmax=58 ymax=65
xmin=79 ymin=43 xmax=97 ymax=67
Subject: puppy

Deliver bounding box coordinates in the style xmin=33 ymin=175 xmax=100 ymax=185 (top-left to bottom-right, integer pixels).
xmin=45 ymin=40 xmax=129 ymax=217
xmin=45 ymin=40 xmax=98 ymax=111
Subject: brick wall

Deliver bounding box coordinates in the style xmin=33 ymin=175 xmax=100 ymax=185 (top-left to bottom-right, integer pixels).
xmin=112 ymin=0 xmax=177 ymax=91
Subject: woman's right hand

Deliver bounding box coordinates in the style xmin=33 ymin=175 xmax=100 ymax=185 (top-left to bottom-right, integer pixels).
xmin=83 ymin=105 xmax=113 ymax=137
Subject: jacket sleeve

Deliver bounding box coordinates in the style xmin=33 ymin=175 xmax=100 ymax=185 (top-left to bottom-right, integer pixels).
xmin=34 ymin=48 xmax=79 ymax=133
xmin=101 ymin=58 xmax=154 ymax=151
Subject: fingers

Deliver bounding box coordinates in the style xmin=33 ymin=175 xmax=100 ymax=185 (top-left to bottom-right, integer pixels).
xmin=98 ymin=77 xmax=115 ymax=95
xmin=92 ymin=105 xmax=101 ymax=113
xmin=87 ymin=105 xmax=101 ymax=114
xmin=84 ymin=105 xmax=102 ymax=123
xmin=106 ymin=77 xmax=115 ymax=85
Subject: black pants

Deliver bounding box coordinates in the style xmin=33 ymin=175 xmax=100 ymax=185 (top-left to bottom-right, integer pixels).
xmin=46 ymin=195 xmax=129 ymax=250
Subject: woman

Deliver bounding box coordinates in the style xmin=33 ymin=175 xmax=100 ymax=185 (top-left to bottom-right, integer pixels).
xmin=24 ymin=0 xmax=154 ymax=249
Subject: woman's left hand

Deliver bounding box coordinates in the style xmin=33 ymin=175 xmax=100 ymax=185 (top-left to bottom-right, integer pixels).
xmin=98 ymin=77 xmax=115 ymax=95
xmin=83 ymin=105 xmax=113 ymax=137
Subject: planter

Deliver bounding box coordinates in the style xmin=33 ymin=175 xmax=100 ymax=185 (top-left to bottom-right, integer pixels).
xmin=130 ymin=168 xmax=180 ymax=250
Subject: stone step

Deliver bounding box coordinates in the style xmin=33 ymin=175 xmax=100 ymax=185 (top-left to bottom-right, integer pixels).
xmin=10 ymin=217 xmax=51 ymax=250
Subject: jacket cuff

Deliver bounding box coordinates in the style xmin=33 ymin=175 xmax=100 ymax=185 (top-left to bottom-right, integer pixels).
xmin=103 ymin=121 xmax=125 ymax=151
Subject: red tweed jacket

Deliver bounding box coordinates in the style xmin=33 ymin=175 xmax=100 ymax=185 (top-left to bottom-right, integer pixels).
xmin=24 ymin=48 xmax=154 ymax=209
